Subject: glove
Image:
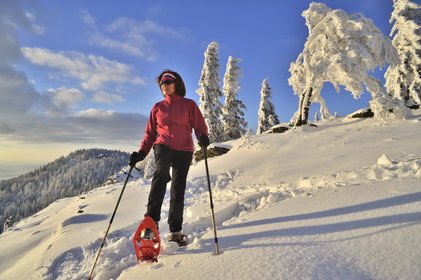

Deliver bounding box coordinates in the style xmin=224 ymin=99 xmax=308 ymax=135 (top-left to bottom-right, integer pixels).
xmin=129 ymin=150 xmax=146 ymax=167
xmin=198 ymin=134 xmax=210 ymax=148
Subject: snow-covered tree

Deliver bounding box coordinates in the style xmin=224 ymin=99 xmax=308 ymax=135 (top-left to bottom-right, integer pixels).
xmin=222 ymin=56 xmax=248 ymax=140
xmin=289 ymin=2 xmax=409 ymax=125
xmin=385 ymin=0 xmax=421 ymax=107
xmin=197 ymin=42 xmax=224 ymax=143
xmin=143 ymin=152 xmax=155 ymax=180
xmin=257 ymin=78 xmax=279 ymax=134
xmin=2 ymin=216 xmax=13 ymax=233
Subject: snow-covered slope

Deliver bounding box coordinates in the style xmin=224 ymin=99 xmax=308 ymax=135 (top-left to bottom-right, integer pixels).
xmin=1 ymin=113 xmax=420 ymax=280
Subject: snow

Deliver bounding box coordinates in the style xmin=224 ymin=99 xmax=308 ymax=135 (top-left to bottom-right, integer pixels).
xmin=1 ymin=111 xmax=421 ymax=280
xmin=369 ymin=94 xmax=412 ymax=122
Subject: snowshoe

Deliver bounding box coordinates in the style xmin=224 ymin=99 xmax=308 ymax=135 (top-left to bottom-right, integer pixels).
xmin=132 ymin=216 xmax=161 ymax=262
xmin=167 ymin=232 xmax=188 ymax=247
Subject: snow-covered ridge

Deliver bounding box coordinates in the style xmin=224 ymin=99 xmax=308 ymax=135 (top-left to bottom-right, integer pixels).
xmin=0 ymin=113 xmax=420 ymax=280
xmin=0 ymin=148 xmax=129 ymax=233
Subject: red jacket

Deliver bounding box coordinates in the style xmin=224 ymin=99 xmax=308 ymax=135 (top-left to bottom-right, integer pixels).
xmin=140 ymin=94 xmax=208 ymax=154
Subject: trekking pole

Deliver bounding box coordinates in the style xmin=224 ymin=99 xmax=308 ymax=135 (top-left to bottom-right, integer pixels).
xmin=88 ymin=166 xmax=134 ymax=280
xmin=202 ymin=147 xmax=220 ymax=256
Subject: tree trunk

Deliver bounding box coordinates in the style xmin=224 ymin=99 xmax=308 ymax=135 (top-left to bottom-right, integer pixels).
xmin=294 ymin=91 xmax=306 ymax=126
xmin=398 ymin=76 xmax=410 ymax=105
xmin=301 ymin=87 xmax=313 ymax=125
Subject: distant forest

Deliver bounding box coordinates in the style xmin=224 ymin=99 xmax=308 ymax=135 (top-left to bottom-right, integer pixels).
xmin=0 ymin=148 xmax=129 ymax=233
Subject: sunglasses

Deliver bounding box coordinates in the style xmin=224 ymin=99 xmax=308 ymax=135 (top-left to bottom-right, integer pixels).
xmin=160 ymin=80 xmax=175 ymax=86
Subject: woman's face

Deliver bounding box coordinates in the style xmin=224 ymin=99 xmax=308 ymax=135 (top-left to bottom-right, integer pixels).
xmin=160 ymin=80 xmax=176 ymax=96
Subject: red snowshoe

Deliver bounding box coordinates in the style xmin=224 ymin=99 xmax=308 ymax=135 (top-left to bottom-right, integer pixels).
xmin=132 ymin=216 xmax=161 ymax=262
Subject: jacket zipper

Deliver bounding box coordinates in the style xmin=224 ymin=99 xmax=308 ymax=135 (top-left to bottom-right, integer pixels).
xmin=168 ymin=97 xmax=173 ymax=148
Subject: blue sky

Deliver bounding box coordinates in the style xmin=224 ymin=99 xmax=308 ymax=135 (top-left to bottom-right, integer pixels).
xmin=0 ymin=0 xmax=395 ymax=170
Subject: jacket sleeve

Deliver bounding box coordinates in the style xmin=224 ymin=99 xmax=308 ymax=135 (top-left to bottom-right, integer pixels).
xmin=190 ymin=101 xmax=208 ymax=140
xmin=139 ymin=105 xmax=158 ymax=155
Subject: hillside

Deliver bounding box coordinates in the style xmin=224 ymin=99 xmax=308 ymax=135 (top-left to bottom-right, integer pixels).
xmin=0 ymin=113 xmax=420 ymax=280
xmin=0 ymin=149 xmax=129 ymax=233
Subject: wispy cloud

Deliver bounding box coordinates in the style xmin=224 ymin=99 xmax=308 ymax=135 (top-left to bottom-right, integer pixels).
xmin=91 ymin=91 xmax=123 ymax=104
xmin=90 ymin=32 xmax=149 ymax=58
xmin=80 ymin=9 xmax=96 ymax=29
xmin=107 ymin=17 xmax=187 ymax=40
xmin=81 ymin=10 xmax=189 ymax=60
xmin=42 ymin=87 xmax=84 ymax=115
xmin=25 ymin=12 xmax=45 ymax=34
xmin=21 ymin=47 xmax=145 ymax=102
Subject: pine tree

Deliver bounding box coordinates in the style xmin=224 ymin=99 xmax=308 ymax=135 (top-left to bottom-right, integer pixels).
xmin=257 ymin=78 xmax=279 ymax=134
xmin=385 ymin=0 xmax=421 ymax=107
xmin=196 ymin=42 xmax=224 ymax=143
xmin=222 ymin=56 xmax=248 ymax=140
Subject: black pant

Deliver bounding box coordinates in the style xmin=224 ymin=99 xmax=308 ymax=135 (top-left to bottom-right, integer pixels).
xmin=145 ymin=144 xmax=193 ymax=233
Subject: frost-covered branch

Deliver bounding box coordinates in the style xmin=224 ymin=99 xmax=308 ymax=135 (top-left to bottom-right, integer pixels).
xmin=289 ymin=2 xmax=407 ymax=124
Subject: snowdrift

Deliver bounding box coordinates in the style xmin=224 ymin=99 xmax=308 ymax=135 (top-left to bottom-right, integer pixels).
xmin=1 ymin=113 xmax=420 ymax=280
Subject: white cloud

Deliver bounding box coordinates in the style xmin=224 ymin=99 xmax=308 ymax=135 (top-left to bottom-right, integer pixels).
xmin=81 ymin=11 xmax=189 ymax=59
xmin=90 ymin=32 xmax=149 ymax=58
xmin=42 ymin=87 xmax=84 ymax=115
xmin=48 ymin=87 xmax=84 ymax=107
xmin=21 ymin=47 xmax=145 ymax=101
xmin=91 ymin=91 xmax=123 ymax=104
xmin=0 ymin=3 xmax=148 ymax=146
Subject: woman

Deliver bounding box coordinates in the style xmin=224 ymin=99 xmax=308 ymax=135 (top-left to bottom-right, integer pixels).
xmin=130 ymin=70 xmax=209 ymax=246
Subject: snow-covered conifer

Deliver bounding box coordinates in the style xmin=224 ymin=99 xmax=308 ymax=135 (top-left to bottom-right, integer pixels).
xmin=143 ymin=152 xmax=155 ymax=179
xmin=289 ymin=2 xmax=405 ymax=125
xmin=385 ymin=0 xmax=421 ymax=106
xmin=257 ymin=78 xmax=279 ymax=134
xmin=196 ymin=42 xmax=224 ymax=143
xmin=222 ymin=56 xmax=248 ymax=140
xmin=2 ymin=216 xmax=12 ymax=233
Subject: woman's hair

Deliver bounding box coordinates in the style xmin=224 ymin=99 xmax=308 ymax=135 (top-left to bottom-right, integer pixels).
xmin=156 ymin=69 xmax=186 ymax=97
